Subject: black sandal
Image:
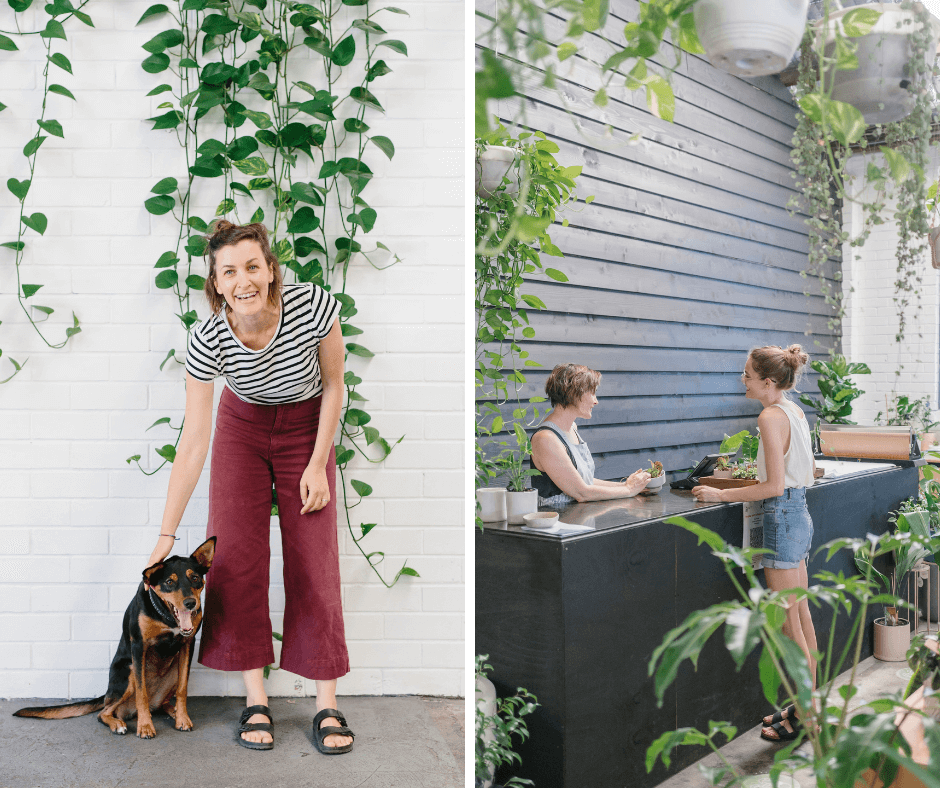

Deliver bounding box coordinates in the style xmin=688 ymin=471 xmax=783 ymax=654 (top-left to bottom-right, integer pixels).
xmin=759 ymin=703 xmax=796 ymax=726
xmin=237 ymin=704 xmax=274 ymax=750
xmin=760 ymin=712 xmax=802 ymax=742
xmin=312 ymin=707 xmax=355 ymax=755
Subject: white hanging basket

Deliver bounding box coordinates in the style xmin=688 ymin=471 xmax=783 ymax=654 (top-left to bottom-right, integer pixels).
xmin=820 ymin=2 xmax=940 ymax=125
xmin=475 ymin=145 xmax=520 ymax=199
xmin=693 ymin=0 xmax=810 ymax=76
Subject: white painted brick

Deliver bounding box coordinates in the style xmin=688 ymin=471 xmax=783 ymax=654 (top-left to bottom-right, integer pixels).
xmin=384 ymin=613 xmax=463 ymax=640
xmin=0 ymin=643 xmax=31 ymax=669
xmin=0 ymin=587 xmax=31 ymax=612
xmin=0 ymin=614 xmax=71 ymax=641
xmin=32 ymin=528 xmax=109 ymax=555
xmin=32 ymin=642 xmax=110 ymax=670
xmin=0 ymin=671 xmax=69 ymax=698
xmin=0 ymin=0 xmax=463 ymax=699
xmin=422 ymin=642 xmax=463 ymax=668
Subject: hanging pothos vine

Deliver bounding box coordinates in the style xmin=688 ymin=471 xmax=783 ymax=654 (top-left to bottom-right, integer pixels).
xmin=0 ymin=0 xmax=89 ymax=383
xmin=125 ymin=0 xmax=415 ymax=587
xmin=789 ymin=0 xmax=936 ymax=371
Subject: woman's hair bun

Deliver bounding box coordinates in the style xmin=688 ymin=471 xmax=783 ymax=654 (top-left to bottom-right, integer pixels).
xmin=208 ymin=218 xmax=237 ymax=236
xmin=784 ymin=344 xmax=809 ymax=369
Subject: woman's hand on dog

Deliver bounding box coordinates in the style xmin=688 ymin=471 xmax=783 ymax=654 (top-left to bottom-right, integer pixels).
xmin=146 ymin=536 xmax=174 ymax=571
xmin=300 ymin=463 xmax=330 ymax=514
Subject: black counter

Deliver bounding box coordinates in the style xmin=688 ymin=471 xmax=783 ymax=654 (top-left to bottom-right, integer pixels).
xmin=476 ymin=465 xmax=919 ymax=788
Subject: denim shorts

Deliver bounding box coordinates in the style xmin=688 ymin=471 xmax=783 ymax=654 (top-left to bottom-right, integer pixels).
xmin=761 ymin=487 xmax=813 ymax=570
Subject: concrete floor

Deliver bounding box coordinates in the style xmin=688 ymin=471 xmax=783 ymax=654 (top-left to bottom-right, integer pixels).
xmin=657 ymin=632 xmax=927 ymax=788
xmin=0 ymin=695 xmax=464 ymax=788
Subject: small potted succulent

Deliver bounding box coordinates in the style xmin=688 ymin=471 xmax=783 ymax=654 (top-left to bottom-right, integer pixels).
xmin=643 ymin=459 xmax=666 ymax=491
xmin=713 ymin=456 xmax=733 ymax=479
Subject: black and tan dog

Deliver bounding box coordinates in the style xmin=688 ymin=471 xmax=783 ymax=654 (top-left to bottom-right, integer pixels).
xmin=14 ymin=537 xmax=216 ymax=739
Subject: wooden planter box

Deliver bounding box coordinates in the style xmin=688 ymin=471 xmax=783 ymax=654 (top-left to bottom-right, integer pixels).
xmin=696 ymin=476 xmax=759 ymax=489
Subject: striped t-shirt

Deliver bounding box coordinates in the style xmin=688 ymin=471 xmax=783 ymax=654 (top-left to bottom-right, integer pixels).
xmin=184 ymin=283 xmax=340 ymax=404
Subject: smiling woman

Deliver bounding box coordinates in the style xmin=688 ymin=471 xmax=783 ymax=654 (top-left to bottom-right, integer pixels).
xmin=147 ymin=219 xmax=353 ymax=753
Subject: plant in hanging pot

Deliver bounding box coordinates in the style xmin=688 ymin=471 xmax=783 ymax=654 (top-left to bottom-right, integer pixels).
xmin=693 ymin=0 xmax=810 ymax=77
xmin=855 ymin=507 xmax=933 ymax=660
xmin=791 ymin=1 xmax=937 ymax=352
xmin=476 ymin=144 xmax=521 ymax=199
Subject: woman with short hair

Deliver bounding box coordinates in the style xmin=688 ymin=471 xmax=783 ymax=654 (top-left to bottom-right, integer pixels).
xmin=529 ymin=363 xmax=651 ymax=504
xmin=692 ymin=345 xmax=818 ymax=743
xmin=146 ymin=220 xmax=354 ymax=754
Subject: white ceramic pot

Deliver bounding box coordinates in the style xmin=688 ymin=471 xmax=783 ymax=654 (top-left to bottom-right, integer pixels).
xmin=694 ymin=0 xmax=809 ymax=76
xmin=476 ymin=487 xmax=507 ymax=523
xmin=645 ymin=475 xmax=666 ymax=491
xmin=713 ymin=468 xmax=733 ymax=479
xmin=506 ymin=489 xmax=538 ymax=524
xmin=476 ymin=673 xmax=497 ymax=788
xmin=475 ymin=145 xmax=520 ymax=199
xmin=873 ymin=617 xmax=911 ymax=661
xmin=821 ymin=2 xmax=940 ymax=124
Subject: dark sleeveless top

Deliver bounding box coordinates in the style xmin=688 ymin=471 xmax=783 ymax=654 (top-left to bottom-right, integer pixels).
xmin=529 ymin=423 xmax=596 ymax=502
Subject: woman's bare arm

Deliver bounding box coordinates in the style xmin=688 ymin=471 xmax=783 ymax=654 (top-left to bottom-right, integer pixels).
xmin=531 ymin=430 xmax=650 ymax=501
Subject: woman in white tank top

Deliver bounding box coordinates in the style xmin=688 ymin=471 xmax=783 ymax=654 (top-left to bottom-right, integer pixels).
xmin=691 ymin=345 xmax=818 ymax=744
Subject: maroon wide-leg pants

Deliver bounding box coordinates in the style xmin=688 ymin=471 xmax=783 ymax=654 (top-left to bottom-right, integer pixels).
xmin=197 ymin=386 xmax=350 ymax=681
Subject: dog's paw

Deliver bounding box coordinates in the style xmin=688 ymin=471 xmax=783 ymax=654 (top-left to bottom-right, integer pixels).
xmin=111 ymin=724 xmax=127 ymax=736
xmin=175 ymin=716 xmax=194 ymax=732
xmin=137 ymin=722 xmax=157 ymax=739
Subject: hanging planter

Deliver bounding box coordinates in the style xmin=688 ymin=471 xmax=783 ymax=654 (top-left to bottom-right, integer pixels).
xmin=475 ymin=146 xmax=520 ymax=199
xmin=820 ymin=2 xmax=940 ymax=125
xmin=693 ymin=0 xmax=810 ymax=76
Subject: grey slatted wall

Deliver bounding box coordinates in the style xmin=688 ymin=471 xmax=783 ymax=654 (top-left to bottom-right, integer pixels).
xmin=478 ymin=0 xmax=839 ymax=478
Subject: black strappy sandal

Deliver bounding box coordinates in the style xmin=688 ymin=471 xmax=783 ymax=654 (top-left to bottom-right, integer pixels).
xmin=312 ymin=707 xmax=355 ymax=755
xmin=759 ymin=703 xmax=796 ymax=726
xmin=760 ymin=712 xmax=802 ymax=742
xmin=237 ymin=704 xmax=274 ymax=750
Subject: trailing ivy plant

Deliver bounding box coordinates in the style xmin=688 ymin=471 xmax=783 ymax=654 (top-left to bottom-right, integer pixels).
xmin=475 ymin=0 xmax=704 ymax=137
xmin=127 ymin=0 xmax=415 ymax=587
xmin=789 ymin=1 xmax=936 ymax=362
xmin=0 ymin=0 xmax=90 ymax=382
xmin=475 ymin=125 xmax=584 ymax=512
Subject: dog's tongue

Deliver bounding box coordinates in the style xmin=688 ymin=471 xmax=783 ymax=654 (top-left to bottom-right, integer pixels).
xmin=177 ymin=607 xmax=194 ymax=632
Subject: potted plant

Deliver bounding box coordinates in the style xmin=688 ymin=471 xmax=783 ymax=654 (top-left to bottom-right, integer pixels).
xmin=693 ymin=0 xmax=809 ymax=76
xmin=503 ymin=443 xmax=540 ymax=525
xmin=647 ymin=517 xmax=940 ymax=787
xmin=713 ymin=456 xmax=733 ymax=479
xmin=876 ymin=394 xmax=940 ymax=452
xmin=476 ymin=144 xmax=521 ymax=199
xmin=818 ymin=2 xmax=940 ymax=125
xmin=855 ymin=506 xmax=933 ymax=660
xmin=731 ymin=461 xmax=758 ymax=481
xmin=476 ymin=655 xmax=537 ymax=788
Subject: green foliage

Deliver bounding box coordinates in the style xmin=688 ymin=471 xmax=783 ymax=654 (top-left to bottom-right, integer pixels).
xmin=790 ymin=1 xmax=936 ymax=357
xmin=475 ymin=655 xmax=538 ymax=788
xmin=718 ymin=430 xmax=759 ymax=462
xmin=876 ymin=394 xmax=939 ymax=434
xmin=127 ymin=0 xmax=414 ymax=587
xmin=648 ymin=517 xmax=940 ymax=788
xmin=0 ymin=0 xmax=91 ymax=381
xmin=798 ymin=354 xmax=870 ymax=425
xmin=475 ymin=0 xmax=702 ymax=136
xmin=475 ymin=127 xmax=583 ymax=505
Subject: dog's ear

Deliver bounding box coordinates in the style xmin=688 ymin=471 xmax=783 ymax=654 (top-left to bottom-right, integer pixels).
xmin=191 ymin=536 xmax=216 ymax=573
xmin=143 ymin=562 xmax=166 ymax=587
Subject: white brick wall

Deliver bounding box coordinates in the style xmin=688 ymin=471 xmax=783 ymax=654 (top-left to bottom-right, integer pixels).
xmin=842 ymin=151 xmax=940 ymax=428
xmin=0 ymin=1 xmax=464 ymax=698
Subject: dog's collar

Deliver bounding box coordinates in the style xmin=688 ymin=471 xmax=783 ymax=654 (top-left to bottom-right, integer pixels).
xmin=147 ymin=586 xmax=179 ymax=629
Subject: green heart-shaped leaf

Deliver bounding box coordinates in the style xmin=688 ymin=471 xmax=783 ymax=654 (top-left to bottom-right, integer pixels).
xmin=137 ymin=4 xmax=170 ymax=25
xmin=7 ymin=178 xmax=30 ymax=201
xmin=21 ymin=213 xmax=48 ymax=235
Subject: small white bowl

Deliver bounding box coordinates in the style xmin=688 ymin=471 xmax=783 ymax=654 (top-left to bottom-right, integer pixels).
xmin=522 ymin=511 xmax=559 ymax=529
xmin=645 ymin=475 xmax=666 ymax=491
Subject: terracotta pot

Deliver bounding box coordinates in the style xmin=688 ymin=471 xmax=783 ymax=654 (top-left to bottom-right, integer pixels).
xmin=506 ymin=489 xmax=538 ymax=524
xmin=476 ymin=487 xmax=507 ymax=523
xmin=919 ymin=432 xmax=936 ymax=453
xmin=694 ymin=0 xmax=809 ymax=76
xmin=873 ymin=617 xmax=911 ymax=661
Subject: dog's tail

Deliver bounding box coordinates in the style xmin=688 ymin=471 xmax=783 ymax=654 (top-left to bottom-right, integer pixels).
xmin=13 ymin=695 xmax=106 ymax=719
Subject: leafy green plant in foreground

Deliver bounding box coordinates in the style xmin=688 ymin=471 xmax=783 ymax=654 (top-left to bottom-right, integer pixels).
xmin=647 ymin=516 xmax=940 ymax=788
